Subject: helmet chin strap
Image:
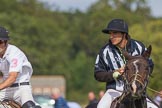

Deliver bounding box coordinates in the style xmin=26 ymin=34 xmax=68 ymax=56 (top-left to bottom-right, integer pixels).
xmin=117 ymin=36 xmax=124 ymax=45
xmin=116 ymin=34 xmax=126 ymax=48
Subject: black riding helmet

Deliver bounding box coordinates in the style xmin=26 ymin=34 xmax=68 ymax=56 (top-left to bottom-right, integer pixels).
xmin=102 ymin=19 xmax=128 ymax=34
xmin=0 ymin=26 xmax=10 ymax=40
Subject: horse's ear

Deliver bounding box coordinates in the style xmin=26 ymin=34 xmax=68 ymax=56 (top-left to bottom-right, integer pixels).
xmin=122 ymin=50 xmax=134 ymax=60
xmin=142 ymin=45 xmax=152 ymax=59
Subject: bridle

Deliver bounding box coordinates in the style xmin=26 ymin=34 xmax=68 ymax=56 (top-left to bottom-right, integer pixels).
xmin=123 ymin=58 xmax=150 ymax=97
xmin=112 ymin=58 xmax=149 ymax=108
xmin=126 ymin=72 xmax=149 ymax=88
xmin=111 ymin=45 xmax=155 ymax=108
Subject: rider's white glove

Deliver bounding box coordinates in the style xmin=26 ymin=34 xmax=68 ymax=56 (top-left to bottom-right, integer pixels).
xmin=113 ymin=71 xmax=121 ymax=79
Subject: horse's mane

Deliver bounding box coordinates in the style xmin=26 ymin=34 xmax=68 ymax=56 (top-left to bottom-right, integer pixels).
xmin=0 ymin=99 xmax=21 ymax=108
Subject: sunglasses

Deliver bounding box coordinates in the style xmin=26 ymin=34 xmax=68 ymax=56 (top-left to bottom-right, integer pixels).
xmin=0 ymin=40 xmax=5 ymax=44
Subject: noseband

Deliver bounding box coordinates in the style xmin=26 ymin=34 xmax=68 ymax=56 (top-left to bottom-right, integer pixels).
xmin=128 ymin=73 xmax=145 ymax=87
xmin=126 ymin=71 xmax=149 ymax=89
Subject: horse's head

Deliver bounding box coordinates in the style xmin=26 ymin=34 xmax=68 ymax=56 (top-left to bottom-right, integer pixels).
xmin=122 ymin=45 xmax=152 ymax=97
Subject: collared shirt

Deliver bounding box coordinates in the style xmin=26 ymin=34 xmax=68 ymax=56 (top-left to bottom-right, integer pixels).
xmin=0 ymin=44 xmax=33 ymax=83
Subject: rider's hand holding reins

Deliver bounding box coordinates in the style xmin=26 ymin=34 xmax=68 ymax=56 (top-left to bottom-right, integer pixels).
xmin=113 ymin=71 xmax=121 ymax=79
xmin=113 ymin=66 xmax=125 ymax=79
xmin=117 ymin=66 xmax=125 ymax=74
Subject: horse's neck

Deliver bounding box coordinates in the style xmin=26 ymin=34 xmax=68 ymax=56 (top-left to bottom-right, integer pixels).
xmin=121 ymin=93 xmax=147 ymax=108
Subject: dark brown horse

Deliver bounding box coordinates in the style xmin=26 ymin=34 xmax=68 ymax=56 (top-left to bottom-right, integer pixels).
xmin=111 ymin=45 xmax=157 ymax=108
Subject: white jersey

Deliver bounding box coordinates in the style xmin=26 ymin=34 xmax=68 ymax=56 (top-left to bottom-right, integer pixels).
xmin=0 ymin=44 xmax=33 ymax=83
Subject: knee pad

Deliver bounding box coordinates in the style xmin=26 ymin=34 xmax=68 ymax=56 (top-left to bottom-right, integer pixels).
xmin=22 ymin=100 xmax=36 ymax=108
xmin=35 ymin=105 xmax=42 ymax=108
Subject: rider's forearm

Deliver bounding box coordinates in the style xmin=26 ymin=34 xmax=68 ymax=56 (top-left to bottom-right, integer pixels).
xmin=0 ymin=72 xmax=18 ymax=90
xmin=94 ymin=71 xmax=114 ymax=82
